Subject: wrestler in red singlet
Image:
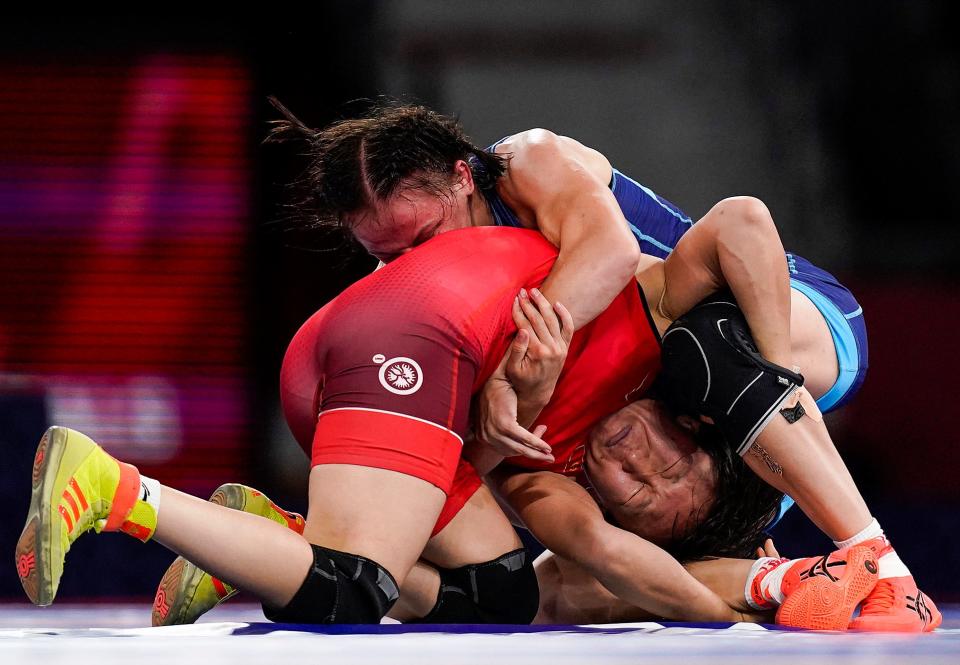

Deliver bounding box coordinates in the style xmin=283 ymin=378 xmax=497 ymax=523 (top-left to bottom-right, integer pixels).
xmin=280 ymin=226 xmax=661 ymax=532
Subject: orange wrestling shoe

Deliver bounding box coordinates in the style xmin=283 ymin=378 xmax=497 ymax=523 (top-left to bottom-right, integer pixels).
xmin=846 ymin=536 xmax=941 ymax=632
xmin=775 ymin=545 xmax=879 ymax=631
xmin=848 ymin=576 xmax=941 ymax=632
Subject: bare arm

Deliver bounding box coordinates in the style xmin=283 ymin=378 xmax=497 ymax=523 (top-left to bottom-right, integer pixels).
xmin=472 ymin=131 xmax=640 ymax=459
xmin=659 ymin=196 xmax=792 ymax=367
xmin=498 ymin=130 xmax=641 ymax=330
xmin=493 ymin=468 xmax=741 ymax=622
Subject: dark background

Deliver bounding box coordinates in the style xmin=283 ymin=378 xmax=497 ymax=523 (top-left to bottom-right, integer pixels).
xmin=1 ymin=3 xmax=958 ymax=606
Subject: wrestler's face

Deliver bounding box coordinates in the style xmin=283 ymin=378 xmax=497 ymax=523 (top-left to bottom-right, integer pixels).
xmin=350 ymin=160 xmax=477 ymax=263
xmin=584 ymin=399 xmax=716 ymax=545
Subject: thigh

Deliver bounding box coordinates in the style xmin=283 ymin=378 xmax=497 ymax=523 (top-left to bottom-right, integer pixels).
xmin=787 ymin=254 xmax=868 ymax=411
xmin=422 ymin=482 xmax=522 ymax=569
xmin=303 ymin=463 xmax=446 ymax=586
xmin=789 ymin=288 xmax=839 ymax=398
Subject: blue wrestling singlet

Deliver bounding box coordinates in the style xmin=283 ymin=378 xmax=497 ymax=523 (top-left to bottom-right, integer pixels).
xmin=475 ymin=138 xmax=692 ymax=259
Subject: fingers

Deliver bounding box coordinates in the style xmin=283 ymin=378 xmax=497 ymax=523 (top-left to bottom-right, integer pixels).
xmin=517 ymin=288 xmax=554 ymax=344
xmin=516 ymin=288 xmax=572 ymax=353
xmin=507 ymin=328 xmax=530 ymax=377
xmin=554 ymin=301 xmax=574 ymax=344
xmin=512 ymin=295 xmax=532 ymax=334
xmin=762 ymin=538 xmax=780 ymax=558
xmin=526 ymin=288 xmax=563 ymax=341
xmin=486 ymin=421 xmax=554 ymax=462
xmin=509 ymin=420 xmax=552 ymax=456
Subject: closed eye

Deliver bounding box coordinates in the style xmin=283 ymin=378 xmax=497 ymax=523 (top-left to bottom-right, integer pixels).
xmin=620 ymin=484 xmax=646 ymax=507
xmin=658 ymin=454 xmax=692 ymax=481
xmin=412 ymin=220 xmax=443 ymax=247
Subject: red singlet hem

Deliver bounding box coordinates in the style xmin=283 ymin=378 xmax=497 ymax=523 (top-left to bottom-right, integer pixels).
xmin=311 ymin=408 xmax=462 ymax=494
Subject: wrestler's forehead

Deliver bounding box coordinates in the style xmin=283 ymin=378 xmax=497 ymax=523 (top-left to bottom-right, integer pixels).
xmin=352 ymin=190 xmax=446 ymax=250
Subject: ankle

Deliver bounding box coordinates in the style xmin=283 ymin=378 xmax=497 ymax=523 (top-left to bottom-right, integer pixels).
xmin=833 ymin=518 xmax=885 ymax=550
xmin=101 ymin=462 xmax=161 ymax=542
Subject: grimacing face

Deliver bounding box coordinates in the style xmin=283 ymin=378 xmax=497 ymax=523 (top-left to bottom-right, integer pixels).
xmin=349 ymin=161 xmax=478 ymax=264
xmin=584 ymin=399 xmax=717 ymax=545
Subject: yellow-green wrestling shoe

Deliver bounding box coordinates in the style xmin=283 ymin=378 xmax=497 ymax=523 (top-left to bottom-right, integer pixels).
xmin=16 ymin=426 xmax=150 ymax=606
xmin=152 ymin=483 xmax=305 ymax=626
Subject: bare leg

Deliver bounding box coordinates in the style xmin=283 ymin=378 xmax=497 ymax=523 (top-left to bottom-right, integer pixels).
xmin=155 ymin=473 xmax=518 ymax=624
xmin=421 ymin=482 xmax=523 ymax=568
xmin=389 ymin=562 xmax=441 ymax=621
xmin=302 ymin=464 xmax=446 ymax=586
xmin=154 ymin=487 xmax=313 ymax=608
xmin=743 ymin=290 xmax=871 ymax=542
xmin=155 ymin=464 xmax=445 ymax=610
xmin=391 ymin=481 xmax=526 ymax=621
xmin=702 ymin=244 xmax=868 ymax=541
xmin=789 ymin=290 xmax=838 ymax=397
xmin=747 ymin=418 xmax=872 ymax=541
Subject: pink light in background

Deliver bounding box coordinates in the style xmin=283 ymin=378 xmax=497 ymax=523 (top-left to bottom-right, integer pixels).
xmin=0 ymin=54 xmax=254 ymax=492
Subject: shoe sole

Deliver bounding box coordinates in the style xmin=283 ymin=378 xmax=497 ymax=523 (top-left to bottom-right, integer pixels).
xmin=151 ymin=484 xmax=245 ymax=626
xmin=777 ymin=546 xmax=879 ymax=631
xmin=15 ymin=427 xmax=94 ymax=606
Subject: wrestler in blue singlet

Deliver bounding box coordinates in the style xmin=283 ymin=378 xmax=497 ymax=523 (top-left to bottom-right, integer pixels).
xmin=474 ymin=137 xmax=869 ymax=525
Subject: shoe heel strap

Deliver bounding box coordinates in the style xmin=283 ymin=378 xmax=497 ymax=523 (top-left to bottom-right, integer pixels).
xmin=103 ymin=461 xmax=141 ymax=532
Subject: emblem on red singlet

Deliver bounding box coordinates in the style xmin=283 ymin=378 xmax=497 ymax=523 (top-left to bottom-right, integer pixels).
xmin=377 ymin=356 xmax=424 ymax=395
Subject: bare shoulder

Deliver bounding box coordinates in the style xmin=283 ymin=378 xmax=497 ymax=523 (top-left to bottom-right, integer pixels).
xmin=497 ymin=129 xmax=611 ymax=184
xmin=494 ymin=130 xmax=612 ymax=218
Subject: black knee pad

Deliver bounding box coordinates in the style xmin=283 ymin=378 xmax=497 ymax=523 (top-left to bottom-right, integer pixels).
xmin=413 ymin=548 xmax=539 ymax=624
xmin=656 ymin=291 xmax=805 ymax=456
xmin=263 ymin=544 xmax=399 ymax=624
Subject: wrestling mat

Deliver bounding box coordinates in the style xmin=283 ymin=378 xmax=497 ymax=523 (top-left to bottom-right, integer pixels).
xmin=2 ymin=603 xmax=959 ymax=664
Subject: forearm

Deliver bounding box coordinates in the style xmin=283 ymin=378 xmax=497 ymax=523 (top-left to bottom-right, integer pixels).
xmin=664 ymin=197 xmax=792 ymax=367
xmin=498 ymin=470 xmax=737 ymax=621
xmin=538 ymin=221 xmax=640 ymax=330
xmin=463 ymin=438 xmax=506 ymax=477
xmin=580 ymin=525 xmax=737 ymax=622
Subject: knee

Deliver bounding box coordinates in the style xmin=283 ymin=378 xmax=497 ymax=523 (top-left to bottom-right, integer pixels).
xmin=715 ymin=196 xmax=776 ymax=235
xmin=263 ymin=544 xmax=399 ymax=624
xmin=414 ymin=548 xmax=540 ymax=624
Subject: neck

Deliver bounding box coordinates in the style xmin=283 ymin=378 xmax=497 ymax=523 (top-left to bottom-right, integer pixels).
xmin=468 ymin=191 xmax=496 ymax=227
xmin=635 ymin=257 xmax=671 ymax=335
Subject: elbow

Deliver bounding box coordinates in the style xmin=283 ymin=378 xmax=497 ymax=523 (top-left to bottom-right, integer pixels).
xmin=601 ymin=230 xmax=642 ymax=285
xmin=619 ymin=237 xmax=643 ymax=274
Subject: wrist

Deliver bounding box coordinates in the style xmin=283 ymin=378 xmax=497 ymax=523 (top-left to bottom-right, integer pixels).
xmin=516 ymin=396 xmax=549 ymax=429
xmin=518 ymin=390 xmax=551 ymax=408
